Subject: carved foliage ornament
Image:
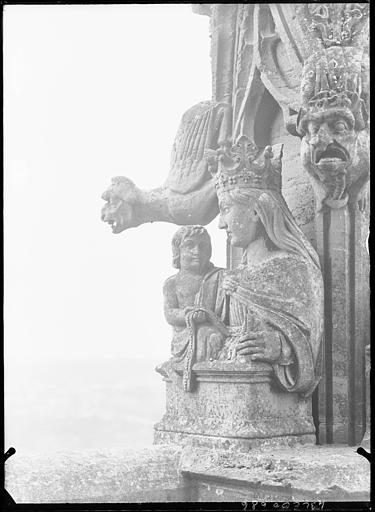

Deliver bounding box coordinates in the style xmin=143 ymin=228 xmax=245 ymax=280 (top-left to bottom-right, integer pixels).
xmin=299 ymin=3 xmax=369 ymax=49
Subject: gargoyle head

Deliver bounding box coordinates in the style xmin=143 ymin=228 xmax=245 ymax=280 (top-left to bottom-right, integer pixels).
xmin=288 ymin=46 xmax=369 ymax=210
xmin=298 ymin=105 xmax=369 ymax=209
xmin=101 ymin=177 xmax=141 ymax=233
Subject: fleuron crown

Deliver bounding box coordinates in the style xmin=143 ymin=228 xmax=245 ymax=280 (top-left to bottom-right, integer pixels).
xmin=205 ymin=135 xmax=283 ymax=194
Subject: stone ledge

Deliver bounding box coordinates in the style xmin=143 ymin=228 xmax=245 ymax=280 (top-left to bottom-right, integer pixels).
xmin=179 ymin=445 xmax=371 ymax=502
xmin=5 ymin=445 xmax=184 ymax=503
xmin=5 ymin=444 xmax=370 ymax=503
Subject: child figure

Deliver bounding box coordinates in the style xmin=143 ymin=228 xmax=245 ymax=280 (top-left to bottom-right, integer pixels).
xmin=163 ymin=226 xmax=228 ymax=390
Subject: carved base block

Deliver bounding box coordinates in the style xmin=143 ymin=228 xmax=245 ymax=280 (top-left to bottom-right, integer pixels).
xmin=154 ymin=360 xmax=316 ymax=451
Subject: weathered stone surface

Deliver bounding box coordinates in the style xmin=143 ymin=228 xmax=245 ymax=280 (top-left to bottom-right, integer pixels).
xmin=281 ymin=4 xmax=370 ymax=445
xmin=161 ymin=225 xmax=227 ymax=392
xmin=361 ymin=344 xmax=371 ymax=449
xmin=211 ymin=135 xmax=324 ymax=397
xmin=289 ymin=6 xmax=370 ymax=212
xmin=5 ymin=446 xmax=184 ymax=503
xmin=101 ymin=101 xmax=231 ymax=232
xmin=154 ymin=360 xmax=315 ymax=450
xmin=5 ymin=444 xmax=369 ymax=503
xmin=100 ymin=2 xmax=370 ymax=452
xmin=297 ymin=54 xmax=369 ymax=212
xmin=300 ymin=30 xmax=371 ymax=442
xmin=271 ymin=108 xmax=316 ymax=247
xmin=155 ymin=135 xmax=324 ymax=449
xmin=315 ymin=201 xmax=369 ymax=445
xmin=180 ymin=445 xmax=370 ymax=502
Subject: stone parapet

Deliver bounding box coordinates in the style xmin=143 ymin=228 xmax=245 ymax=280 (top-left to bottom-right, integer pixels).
xmin=4 ymin=446 xmax=185 ymax=503
xmin=5 ymin=444 xmax=369 ymax=503
xmin=180 ymin=445 xmax=370 ymax=502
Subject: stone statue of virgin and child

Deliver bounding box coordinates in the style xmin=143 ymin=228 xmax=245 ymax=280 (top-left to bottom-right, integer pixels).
xmin=159 ymin=136 xmax=324 ymax=401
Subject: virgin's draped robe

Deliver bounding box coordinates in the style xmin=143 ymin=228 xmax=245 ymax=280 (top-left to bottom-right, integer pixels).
xmin=162 ymin=252 xmax=323 ymax=397
xmin=220 ymin=252 xmax=323 ymax=397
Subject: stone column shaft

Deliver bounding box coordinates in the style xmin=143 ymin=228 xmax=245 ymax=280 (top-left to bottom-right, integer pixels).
xmin=316 ymin=204 xmax=368 ymax=445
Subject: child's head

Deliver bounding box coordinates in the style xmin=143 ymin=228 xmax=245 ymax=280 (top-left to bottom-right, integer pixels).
xmin=172 ymin=225 xmax=212 ymax=271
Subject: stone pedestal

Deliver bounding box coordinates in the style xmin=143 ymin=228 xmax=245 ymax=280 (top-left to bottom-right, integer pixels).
xmin=154 ymin=360 xmax=316 ymax=451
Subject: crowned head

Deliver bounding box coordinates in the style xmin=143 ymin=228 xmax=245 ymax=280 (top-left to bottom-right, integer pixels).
xmin=205 ymin=135 xmax=285 ymax=250
xmin=288 ymin=3 xmax=369 ymax=137
xmin=293 ymin=44 xmax=369 ymax=210
xmin=206 ymin=135 xmax=283 ymax=197
xmin=299 ymin=46 xmax=368 ymax=130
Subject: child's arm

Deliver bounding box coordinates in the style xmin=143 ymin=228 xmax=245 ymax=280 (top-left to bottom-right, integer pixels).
xmin=163 ymin=276 xmax=187 ymax=326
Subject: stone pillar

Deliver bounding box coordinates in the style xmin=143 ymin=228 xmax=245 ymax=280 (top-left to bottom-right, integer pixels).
xmin=316 ymin=203 xmax=369 ymax=444
xmin=288 ymin=5 xmax=370 ymax=445
xmin=361 ymin=345 xmax=370 ymax=449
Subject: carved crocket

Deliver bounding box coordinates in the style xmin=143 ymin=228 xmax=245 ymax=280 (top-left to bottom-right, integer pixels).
xmin=101 ymin=101 xmax=231 ymax=233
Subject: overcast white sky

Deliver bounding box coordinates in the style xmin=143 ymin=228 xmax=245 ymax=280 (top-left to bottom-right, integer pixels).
xmin=4 ymin=4 xmax=228 ymax=364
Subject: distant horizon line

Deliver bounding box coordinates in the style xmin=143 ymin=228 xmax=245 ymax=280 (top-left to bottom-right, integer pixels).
xmin=5 ymin=355 xmax=165 ymax=364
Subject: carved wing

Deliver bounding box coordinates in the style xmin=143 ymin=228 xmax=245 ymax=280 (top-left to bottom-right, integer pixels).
xmin=166 ymin=101 xmax=231 ymax=194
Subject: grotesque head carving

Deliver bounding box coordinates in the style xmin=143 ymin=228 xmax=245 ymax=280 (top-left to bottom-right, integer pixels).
xmin=288 ymin=45 xmax=369 ymax=211
xmin=101 ymin=177 xmax=141 ymax=233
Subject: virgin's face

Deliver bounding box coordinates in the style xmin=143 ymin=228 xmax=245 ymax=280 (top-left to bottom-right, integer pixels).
xmin=218 ymin=194 xmax=259 ymax=248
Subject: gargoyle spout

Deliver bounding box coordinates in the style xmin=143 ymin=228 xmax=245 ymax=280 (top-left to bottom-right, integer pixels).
xmin=101 ymin=175 xmax=219 ymax=233
xmin=101 ymin=101 xmax=231 ymax=232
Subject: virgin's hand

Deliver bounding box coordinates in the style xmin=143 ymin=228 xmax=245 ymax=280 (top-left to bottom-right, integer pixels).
xmin=222 ymin=275 xmax=239 ymax=294
xmin=235 ymin=331 xmax=282 ymax=363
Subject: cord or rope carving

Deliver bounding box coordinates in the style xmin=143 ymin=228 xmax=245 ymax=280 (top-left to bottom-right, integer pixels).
xmin=183 ymin=307 xmax=229 ymax=392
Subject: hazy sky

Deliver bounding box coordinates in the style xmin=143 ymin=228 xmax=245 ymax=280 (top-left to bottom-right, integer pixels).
xmin=4 ymin=4 xmax=228 ymax=364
